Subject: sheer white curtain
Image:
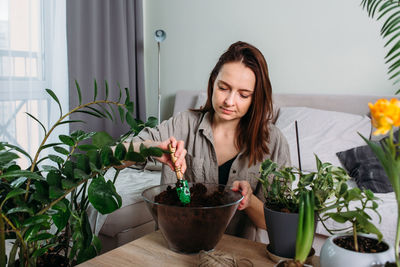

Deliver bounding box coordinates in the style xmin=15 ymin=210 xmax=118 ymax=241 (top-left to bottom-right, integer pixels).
xmin=0 ymin=0 xmax=68 ymax=168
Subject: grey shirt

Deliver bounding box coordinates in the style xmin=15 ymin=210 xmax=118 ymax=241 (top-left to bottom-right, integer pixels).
xmin=133 ymin=110 xmax=290 ymax=240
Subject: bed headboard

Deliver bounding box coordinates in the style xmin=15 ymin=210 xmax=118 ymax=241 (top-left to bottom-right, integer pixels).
xmin=173 ymin=90 xmax=396 ymax=116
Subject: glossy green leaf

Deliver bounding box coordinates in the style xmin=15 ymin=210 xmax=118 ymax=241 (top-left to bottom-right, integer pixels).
xmin=114 ymin=143 xmax=126 ymax=161
xmin=49 ymin=185 xmax=64 ymax=199
xmin=118 ymin=106 xmax=125 ymax=123
xmin=126 ymin=102 xmax=134 ymax=114
xmin=105 ymin=80 xmax=109 ymax=100
xmin=125 ymin=151 xmax=145 ymax=162
xmin=25 ymin=112 xmax=47 ymax=135
xmin=22 ymin=214 xmax=50 ymax=227
xmin=61 ymin=179 xmax=77 ymax=190
xmin=87 ymin=150 xmax=102 ymax=170
xmin=145 ymin=116 xmax=158 ymax=128
xmin=3 ymin=188 xmax=25 ymax=204
xmin=75 ymin=80 xmax=82 ymax=105
xmin=100 ymin=146 xmax=113 ymax=166
xmin=92 ymin=132 xmax=114 ymax=149
xmin=94 ymin=79 xmax=98 ymax=101
xmin=46 ymin=88 xmax=62 ymax=116
xmin=4 ymin=143 xmax=32 ymax=162
xmin=88 ymin=176 xmax=122 ymax=214
xmin=32 ymin=181 xmax=49 ymax=203
xmin=48 ymin=154 xmax=64 ymax=165
xmin=59 ymin=135 xmax=75 ymax=146
xmin=124 ymin=87 xmax=131 ymax=105
xmin=77 ymin=154 xmax=91 ymax=174
xmin=47 ymin=171 xmax=62 ymax=186
xmin=86 ymin=106 xmax=107 ymax=118
xmin=0 ymin=151 xmax=19 ymax=166
xmin=53 ymin=146 xmax=70 ymax=155
xmin=74 ymin=169 xmax=90 ymax=180
xmin=41 ymin=165 xmax=58 ymax=172
xmin=52 ymin=199 xmax=71 ymax=230
xmin=1 ymin=170 xmax=44 ymax=181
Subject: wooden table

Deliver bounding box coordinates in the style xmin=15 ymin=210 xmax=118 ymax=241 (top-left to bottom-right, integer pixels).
xmin=78 ymin=231 xmax=320 ymax=266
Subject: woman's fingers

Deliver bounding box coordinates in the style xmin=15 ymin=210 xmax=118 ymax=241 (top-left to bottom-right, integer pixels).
xmin=155 ymin=137 xmax=187 ymax=173
xmin=232 ymin=180 xmax=253 ymax=210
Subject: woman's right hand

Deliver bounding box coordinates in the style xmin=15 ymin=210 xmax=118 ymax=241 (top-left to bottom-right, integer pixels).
xmin=155 ymin=136 xmax=187 ymax=174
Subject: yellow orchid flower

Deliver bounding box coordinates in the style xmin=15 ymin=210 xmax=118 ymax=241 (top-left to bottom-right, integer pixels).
xmin=369 ymin=98 xmax=400 ymax=135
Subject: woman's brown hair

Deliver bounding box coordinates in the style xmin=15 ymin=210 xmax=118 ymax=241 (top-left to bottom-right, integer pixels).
xmin=198 ymin=41 xmax=274 ymax=166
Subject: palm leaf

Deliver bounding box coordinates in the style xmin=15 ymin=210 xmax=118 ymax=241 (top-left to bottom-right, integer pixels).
xmin=362 ymin=0 xmax=400 ymax=92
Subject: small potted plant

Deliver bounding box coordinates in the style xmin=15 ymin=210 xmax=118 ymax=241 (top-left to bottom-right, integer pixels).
xmin=259 ymin=156 xmax=349 ymax=260
xmin=0 ymin=81 xmax=163 ymax=266
xmin=319 ymin=185 xmax=394 ymax=267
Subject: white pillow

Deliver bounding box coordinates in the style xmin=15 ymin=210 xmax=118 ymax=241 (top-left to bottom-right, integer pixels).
xmin=275 ymin=107 xmax=371 ymax=172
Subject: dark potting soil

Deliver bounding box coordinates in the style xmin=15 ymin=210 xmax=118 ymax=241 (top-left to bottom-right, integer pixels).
xmin=333 ymin=235 xmax=389 ymax=253
xmin=154 ymin=183 xmax=226 ymax=207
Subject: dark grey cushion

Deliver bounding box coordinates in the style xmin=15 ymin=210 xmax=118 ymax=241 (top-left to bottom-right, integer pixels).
xmin=336 ymin=144 xmax=393 ymax=193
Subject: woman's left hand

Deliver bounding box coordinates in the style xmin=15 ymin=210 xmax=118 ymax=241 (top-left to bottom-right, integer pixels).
xmin=231 ymin=180 xmax=253 ymax=210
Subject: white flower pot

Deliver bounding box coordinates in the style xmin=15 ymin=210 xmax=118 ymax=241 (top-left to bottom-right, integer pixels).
xmin=320 ymin=234 xmax=394 ymax=267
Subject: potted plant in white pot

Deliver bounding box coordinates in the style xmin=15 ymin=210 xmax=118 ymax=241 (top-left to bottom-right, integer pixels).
xmin=259 ymin=156 xmax=349 ymax=260
xmin=319 ymin=185 xmax=394 ymax=267
xmin=0 ymin=81 xmax=163 ymax=266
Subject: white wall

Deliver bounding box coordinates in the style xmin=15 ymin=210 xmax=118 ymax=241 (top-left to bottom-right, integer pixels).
xmin=144 ymin=0 xmax=396 ymax=121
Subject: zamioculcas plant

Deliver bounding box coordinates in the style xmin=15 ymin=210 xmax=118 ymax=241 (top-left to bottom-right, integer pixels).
xmin=0 ymin=80 xmax=163 ymax=267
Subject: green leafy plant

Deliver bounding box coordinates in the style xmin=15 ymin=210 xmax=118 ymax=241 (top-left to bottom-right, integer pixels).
xmin=361 ymin=0 xmax=400 ymax=94
xmin=258 ymin=155 xmax=349 ymax=213
xmin=319 ymin=186 xmax=383 ymax=252
xmin=295 ymin=190 xmax=315 ymax=265
xmin=0 ymin=81 xmax=163 ymax=266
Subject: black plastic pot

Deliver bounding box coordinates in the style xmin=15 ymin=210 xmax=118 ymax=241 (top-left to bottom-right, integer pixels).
xmin=264 ymin=205 xmax=299 ymax=258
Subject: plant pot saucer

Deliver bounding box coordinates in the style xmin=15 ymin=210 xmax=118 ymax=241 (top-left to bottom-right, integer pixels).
xmin=266 ymin=244 xmax=315 ymax=264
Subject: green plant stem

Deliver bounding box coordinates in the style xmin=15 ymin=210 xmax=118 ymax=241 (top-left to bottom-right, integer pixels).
xmin=353 ymin=223 xmax=358 ymax=252
xmin=396 ymin=203 xmax=400 ymax=267
xmin=0 ymin=214 xmax=25 ymax=253
xmin=0 ymin=217 xmax=5 ymax=267
xmin=24 ymin=100 xmax=124 ymax=201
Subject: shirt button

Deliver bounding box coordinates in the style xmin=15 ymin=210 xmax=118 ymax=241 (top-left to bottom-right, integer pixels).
xmin=232 ymin=170 xmax=236 ymax=174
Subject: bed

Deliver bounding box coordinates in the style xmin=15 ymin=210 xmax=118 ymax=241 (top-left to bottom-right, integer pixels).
xmin=93 ymin=90 xmax=398 ymax=255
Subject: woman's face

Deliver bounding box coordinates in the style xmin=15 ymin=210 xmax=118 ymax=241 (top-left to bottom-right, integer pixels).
xmin=212 ymin=62 xmax=255 ymax=123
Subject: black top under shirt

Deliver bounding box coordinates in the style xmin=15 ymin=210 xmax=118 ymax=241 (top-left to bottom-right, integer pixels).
xmin=218 ymin=156 xmax=237 ymax=185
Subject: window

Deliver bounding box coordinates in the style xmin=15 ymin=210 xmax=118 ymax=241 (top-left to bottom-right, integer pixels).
xmin=0 ymin=0 xmax=68 ymax=168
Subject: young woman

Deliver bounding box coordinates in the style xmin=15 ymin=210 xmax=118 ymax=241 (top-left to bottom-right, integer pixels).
xmin=127 ymin=41 xmax=290 ymax=241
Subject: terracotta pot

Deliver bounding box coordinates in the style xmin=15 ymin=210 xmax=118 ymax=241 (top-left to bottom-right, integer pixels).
xmin=320 ymin=234 xmax=395 ymax=267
